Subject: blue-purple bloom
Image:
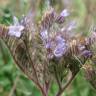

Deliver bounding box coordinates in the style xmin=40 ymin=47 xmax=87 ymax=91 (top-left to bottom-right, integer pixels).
xmin=60 ymin=9 xmax=70 ymax=17
xmin=8 ymin=25 xmax=24 ymax=37
xmin=54 ymin=35 xmax=67 ymax=57
xmin=40 ymin=29 xmax=48 ymax=41
xmin=45 ymin=41 xmax=51 ymax=49
xmin=81 ymin=50 xmax=92 ymax=58
xmin=45 ymin=41 xmax=54 ymax=59
xmin=43 ymin=35 xmax=68 ymax=58
xmin=8 ymin=16 xmax=24 ymax=37
xmin=54 ymin=46 xmax=66 ymax=57
xmin=56 ymin=9 xmax=70 ymax=24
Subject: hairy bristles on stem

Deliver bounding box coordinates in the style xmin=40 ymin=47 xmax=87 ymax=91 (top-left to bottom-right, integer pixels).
xmin=69 ymin=39 xmax=79 ymax=55
xmin=40 ymin=8 xmax=56 ymax=30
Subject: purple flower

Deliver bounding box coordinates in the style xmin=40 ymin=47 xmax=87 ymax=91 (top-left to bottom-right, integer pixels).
xmin=81 ymin=50 xmax=92 ymax=58
xmin=8 ymin=25 xmax=24 ymax=37
xmin=56 ymin=9 xmax=69 ymax=24
xmin=60 ymin=9 xmax=70 ymax=17
xmin=54 ymin=36 xmax=67 ymax=57
xmin=56 ymin=35 xmax=65 ymax=43
xmin=43 ymin=35 xmax=68 ymax=58
xmin=8 ymin=16 xmax=24 ymax=37
xmin=54 ymin=45 xmax=67 ymax=57
xmin=45 ymin=41 xmax=54 ymax=59
xmin=45 ymin=41 xmax=51 ymax=49
xmin=40 ymin=29 xmax=48 ymax=40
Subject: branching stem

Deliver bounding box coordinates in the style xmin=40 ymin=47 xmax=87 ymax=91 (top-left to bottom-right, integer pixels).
xmin=56 ymin=73 xmax=76 ymax=96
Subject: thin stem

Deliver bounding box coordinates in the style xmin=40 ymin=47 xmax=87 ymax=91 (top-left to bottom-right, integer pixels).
xmin=24 ymin=40 xmax=47 ymax=96
xmin=8 ymin=75 xmax=19 ymax=96
xmin=54 ymin=66 xmax=62 ymax=90
xmin=28 ymin=53 xmax=47 ymax=96
xmin=56 ymin=73 xmax=76 ymax=96
xmin=43 ymin=81 xmax=50 ymax=96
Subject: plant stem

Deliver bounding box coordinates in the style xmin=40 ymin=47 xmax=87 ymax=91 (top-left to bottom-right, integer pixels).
xmin=44 ymin=81 xmax=50 ymax=96
xmin=8 ymin=75 xmax=19 ymax=96
xmin=54 ymin=66 xmax=62 ymax=90
xmin=23 ymin=40 xmax=49 ymax=96
xmin=56 ymin=74 xmax=76 ymax=96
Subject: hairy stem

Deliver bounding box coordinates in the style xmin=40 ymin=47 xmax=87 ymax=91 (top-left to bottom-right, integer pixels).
xmin=24 ymin=40 xmax=47 ymax=96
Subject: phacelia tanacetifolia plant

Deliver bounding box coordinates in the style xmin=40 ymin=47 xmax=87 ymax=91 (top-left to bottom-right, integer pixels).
xmin=0 ymin=7 xmax=96 ymax=96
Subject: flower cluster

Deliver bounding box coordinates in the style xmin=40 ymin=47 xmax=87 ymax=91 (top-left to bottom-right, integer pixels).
xmin=44 ymin=35 xmax=68 ymax=58
xmin=1 ymin=7 xmax=96 ymax=96
xmin=40 ymin=8 xmax=71 ymax=59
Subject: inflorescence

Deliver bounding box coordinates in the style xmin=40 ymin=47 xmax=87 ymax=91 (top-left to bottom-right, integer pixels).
xmin=0 ymin=7 xmax=96 ymax=96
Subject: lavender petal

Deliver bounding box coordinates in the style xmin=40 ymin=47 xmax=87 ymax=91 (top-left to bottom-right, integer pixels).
xmin=60 ymin=9 xmax=70 ymax=17
xmin=40 ymin=30 xmax=48 ymax=40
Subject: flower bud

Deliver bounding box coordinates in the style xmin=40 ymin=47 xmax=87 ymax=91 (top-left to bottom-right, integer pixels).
xmin=56 ymin=9 xmax=69 ymax=24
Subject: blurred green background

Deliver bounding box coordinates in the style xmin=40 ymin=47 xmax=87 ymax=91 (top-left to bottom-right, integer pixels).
xmin=0 ymin=0 xmax=96 ymax=96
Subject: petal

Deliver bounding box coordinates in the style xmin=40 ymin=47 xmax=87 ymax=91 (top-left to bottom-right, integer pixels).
xmin=9 ymin=25 xmax=24 ymax=32
xmin=40 ymin=30 xmax=48 ymax=40
xmin=67 ymin=20 xmax=77 ymax=31
xmin=8 ymin=30 xmax=21 ymax=37
xmin=45 ymin=42 xmax=51 ymax=49
xmin=81 ymin=50 xmax=92 ymax=58
xmin=54 ymin=47 xmax=64 ymax=57
xmin=14 ymin=31 xmax=21 ymax=37
xmin=56 ymin=35 xmax=65 ymax=44
xmin=8 ymin=25 xmax=24 ymax=37
xmin=60 ymin=9 xmax=70 ymax=17
xmin=54 ymin=44 xmax=67 ymax=57
xmin=18 ymin=25 xmax=24 ymax=31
